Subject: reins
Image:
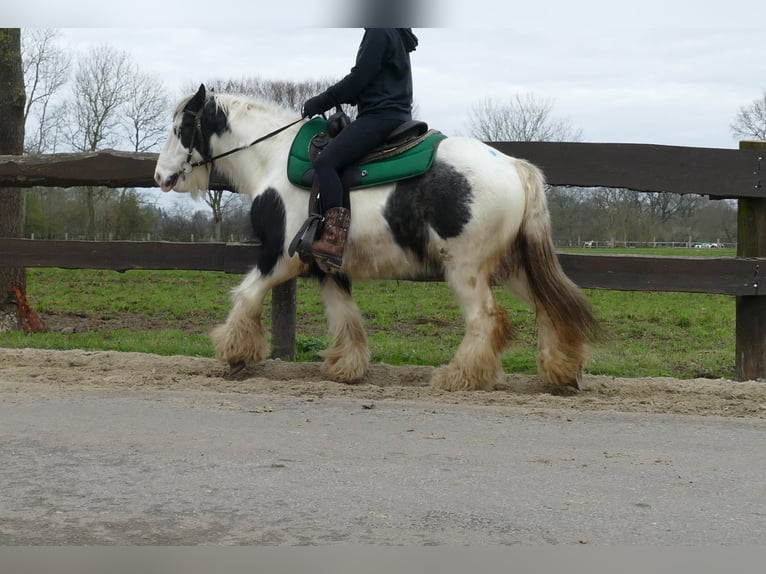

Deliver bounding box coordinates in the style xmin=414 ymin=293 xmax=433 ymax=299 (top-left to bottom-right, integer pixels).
xmin=179 ymin=110 xmax=304 ymax=175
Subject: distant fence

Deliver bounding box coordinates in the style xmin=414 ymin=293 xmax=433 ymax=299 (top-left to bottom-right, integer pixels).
xmin=557 ymin=241 xmax=735 ymax=249
xmin=1 ymin=141 xmax=764 ymax=380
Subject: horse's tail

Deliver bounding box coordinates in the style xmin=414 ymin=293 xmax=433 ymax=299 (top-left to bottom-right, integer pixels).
xmin=508 ymin=159 xmax=600 ymax=344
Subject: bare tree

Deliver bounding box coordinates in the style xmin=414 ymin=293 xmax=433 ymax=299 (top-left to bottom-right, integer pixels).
xmin=123 ymin=71 xmax=170 ymax=152
xmin=0 ymin=28 xmax=46 ymax=332
xmin=466 ymin=93 xmax=583 ymax=142
xmin=546 ymin=187 xmax=594 ymax=245
xmin=589 ymin=187 xmax=650 ymax=246
xmin=20 ymin=29 xmax=71 ymax=250
xmin=644 ymin=192 xmax=704 ymax=227
xmin=691 ymin=200 xmax=738 ymax=245
xmin=21 ymin=28 xmax=70 ymax=154
xmin=66 ymin=45 xmax=132 ymax=238
xmin=731 ymin=90 xmax=766 ymax=141
xmin=67 ymin=45 xmax=134 ymax=152
xmin=201 ymin=189 xmax=231 ymax=242
xmin=65 ymin=45 xmax=166 ymax=239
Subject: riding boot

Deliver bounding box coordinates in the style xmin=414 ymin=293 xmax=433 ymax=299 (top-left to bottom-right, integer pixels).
xmin=311 ymin=207 xmax=351 ymax=270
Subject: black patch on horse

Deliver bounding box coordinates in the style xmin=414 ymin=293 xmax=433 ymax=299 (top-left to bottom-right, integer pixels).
xmin=250 ymin=188 xmax=286 ymax=276
xmin=178 ymin=93 xmax=230 ymax=162
xmin=383 ymin=161 xmax=473 ymax=260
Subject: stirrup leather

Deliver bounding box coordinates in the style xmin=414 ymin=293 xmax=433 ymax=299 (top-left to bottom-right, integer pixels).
xmin=288 ymin=213 xmax=324 ymax=263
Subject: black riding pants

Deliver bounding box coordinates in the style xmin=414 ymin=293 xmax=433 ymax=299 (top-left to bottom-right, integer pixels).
xmin=314 ymin=115 xmax=405 ymax=212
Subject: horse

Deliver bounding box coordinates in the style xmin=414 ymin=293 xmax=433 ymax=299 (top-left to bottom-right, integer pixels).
xmin=154 ymin=84 xmax=599 ymax=392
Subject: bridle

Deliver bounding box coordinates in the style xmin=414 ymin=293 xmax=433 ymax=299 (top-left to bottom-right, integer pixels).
xmin=179 ymin=108 xmax=207 ymax=175
xmin=177 ymin=104 xmax=304 ymax=177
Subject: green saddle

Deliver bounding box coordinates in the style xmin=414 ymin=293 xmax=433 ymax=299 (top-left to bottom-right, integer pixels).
xmin=286 ymin=117 xmax=447 ymax=190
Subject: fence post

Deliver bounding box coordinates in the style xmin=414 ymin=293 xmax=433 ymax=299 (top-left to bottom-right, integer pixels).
xmin=270 ymin=278 xmax=297 ymax=360
xmin=736 ymin=141 xmax=766 ymax=381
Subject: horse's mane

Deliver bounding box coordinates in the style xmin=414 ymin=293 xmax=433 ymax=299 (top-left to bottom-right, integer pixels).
xmin=213 ymin=93 xmax=297 ymax=124
xmin=173 ymin=92 xmax=297 ymax=124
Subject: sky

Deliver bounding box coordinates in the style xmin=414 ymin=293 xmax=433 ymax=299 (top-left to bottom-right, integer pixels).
xmin=6 ymin=0 xmax=766 ymax=209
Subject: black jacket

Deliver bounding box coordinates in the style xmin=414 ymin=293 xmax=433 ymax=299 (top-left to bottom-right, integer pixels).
xmin=326 ymin=28 xmax=418 ymax=120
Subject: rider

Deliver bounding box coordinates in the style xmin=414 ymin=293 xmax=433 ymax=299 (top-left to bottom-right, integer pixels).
xmin=301 ymin=28 xmax=419 ymax=270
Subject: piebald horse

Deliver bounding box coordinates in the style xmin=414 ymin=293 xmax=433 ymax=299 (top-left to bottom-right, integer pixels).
xmin=154 ymin=84 xmax=599 ymax=391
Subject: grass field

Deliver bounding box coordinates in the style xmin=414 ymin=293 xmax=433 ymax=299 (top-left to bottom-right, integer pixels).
xmin=0 ymin=247 xmax=738 ymax=380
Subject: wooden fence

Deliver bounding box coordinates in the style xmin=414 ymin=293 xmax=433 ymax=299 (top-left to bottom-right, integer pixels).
xmin=1 ymin=141 xmax=764 ymax=380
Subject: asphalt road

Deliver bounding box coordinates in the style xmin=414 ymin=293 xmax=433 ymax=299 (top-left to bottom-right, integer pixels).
xmin=1 ymin=389 xmax=765 ymax=545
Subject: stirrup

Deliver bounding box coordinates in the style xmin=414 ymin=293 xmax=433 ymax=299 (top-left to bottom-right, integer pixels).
xmin=288 ymin=213 xmax=323 ymax=263
xmin=312 ymin=250 xmax=343 ymax=272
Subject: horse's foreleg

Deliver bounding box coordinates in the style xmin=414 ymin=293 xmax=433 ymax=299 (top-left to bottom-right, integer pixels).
xmin=432 ymin=271 xmax=512 ymax=391
xmin=211 ymin=262 xmax=297 ymax=372
xmin=318 ymin=274 xmax=370 ymax=383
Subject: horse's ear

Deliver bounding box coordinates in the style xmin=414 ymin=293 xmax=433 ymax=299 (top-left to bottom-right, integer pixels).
xmin=189 ymin=83 xmax=206 ymax=111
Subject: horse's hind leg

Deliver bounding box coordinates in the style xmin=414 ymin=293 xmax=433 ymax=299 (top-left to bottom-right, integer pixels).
xmin=535 ymin=312 xmax=586 ymax=390
xmin=507 ymin=274 xmax=586 ymax=390
xmin=318 ymin=274 xmax=370 ymax=383
xmin=431 ymin=271 xmax=512 ymax=391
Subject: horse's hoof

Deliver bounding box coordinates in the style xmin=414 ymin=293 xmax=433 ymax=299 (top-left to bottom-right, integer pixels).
xmin=548 ymin=384 xmax=579 ymax=396
xmin=228 ymin=361 xmax=247 ymax=376
xmin=548 ymin=376 xmax=580 ymax=395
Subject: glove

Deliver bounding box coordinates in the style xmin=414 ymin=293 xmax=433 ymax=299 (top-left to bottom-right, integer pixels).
xmin=302 ymin=93 xmax=332 ymax=118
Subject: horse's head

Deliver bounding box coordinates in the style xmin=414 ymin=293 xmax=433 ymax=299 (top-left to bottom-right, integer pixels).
xmin=154 ymin=84 xmax=223 ymax=198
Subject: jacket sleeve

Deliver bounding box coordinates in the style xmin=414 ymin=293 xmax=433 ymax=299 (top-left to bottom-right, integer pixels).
xmin=326 ymin=29 xmax=388 ymax=106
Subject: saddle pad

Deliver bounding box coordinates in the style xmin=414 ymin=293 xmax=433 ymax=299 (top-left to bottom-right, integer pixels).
xmin=287 ymin=117 xmax=447 ymax=190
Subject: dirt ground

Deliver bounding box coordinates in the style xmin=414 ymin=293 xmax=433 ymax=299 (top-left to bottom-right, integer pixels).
xmin=2 ymin=347 xmax=765 ymax=418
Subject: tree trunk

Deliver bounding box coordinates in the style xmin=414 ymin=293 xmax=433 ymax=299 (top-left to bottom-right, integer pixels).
xmin=86 ymin=186 xmax=96 ymax=239
xmin=0 ymin=29 xmax=46 ymax=333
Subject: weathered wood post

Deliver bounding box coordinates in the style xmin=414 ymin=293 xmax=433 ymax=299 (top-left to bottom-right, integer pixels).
xmin=736 ymin=140 xmax=766 ymax=381
xmin=270 ymin=278 xmax=297 ymax=360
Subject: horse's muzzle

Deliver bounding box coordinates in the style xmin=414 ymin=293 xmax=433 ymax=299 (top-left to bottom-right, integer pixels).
xmin=155 ymin=171 xmax=178 ymax=192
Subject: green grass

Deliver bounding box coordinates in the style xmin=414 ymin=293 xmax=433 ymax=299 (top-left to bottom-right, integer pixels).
xmin=0 ymin=256 xmax=737 ymax=379
xmin=27 ymin=268 xmax=236 ymax=319
xmin=562 ymin=246 xmax=736 ymax=257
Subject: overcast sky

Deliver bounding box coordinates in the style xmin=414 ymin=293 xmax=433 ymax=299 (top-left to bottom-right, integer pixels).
xmin=47 ymin=26 xmax=764 ymax=149
xmin=7 ymin=0 xmax=766 ymax=209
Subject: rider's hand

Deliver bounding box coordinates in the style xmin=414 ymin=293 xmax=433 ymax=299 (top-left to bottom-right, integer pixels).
xmin=302 ymin=93 xmax=331 ymax=118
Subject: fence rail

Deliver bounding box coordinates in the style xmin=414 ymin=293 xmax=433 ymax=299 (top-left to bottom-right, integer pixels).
xmin=1 ymin=143 xmax=763 ymax=197
xmin=1 ymin=140 xmax=765 ymax=380
xmin=1 ymin=238 xmax=762 ymax=297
